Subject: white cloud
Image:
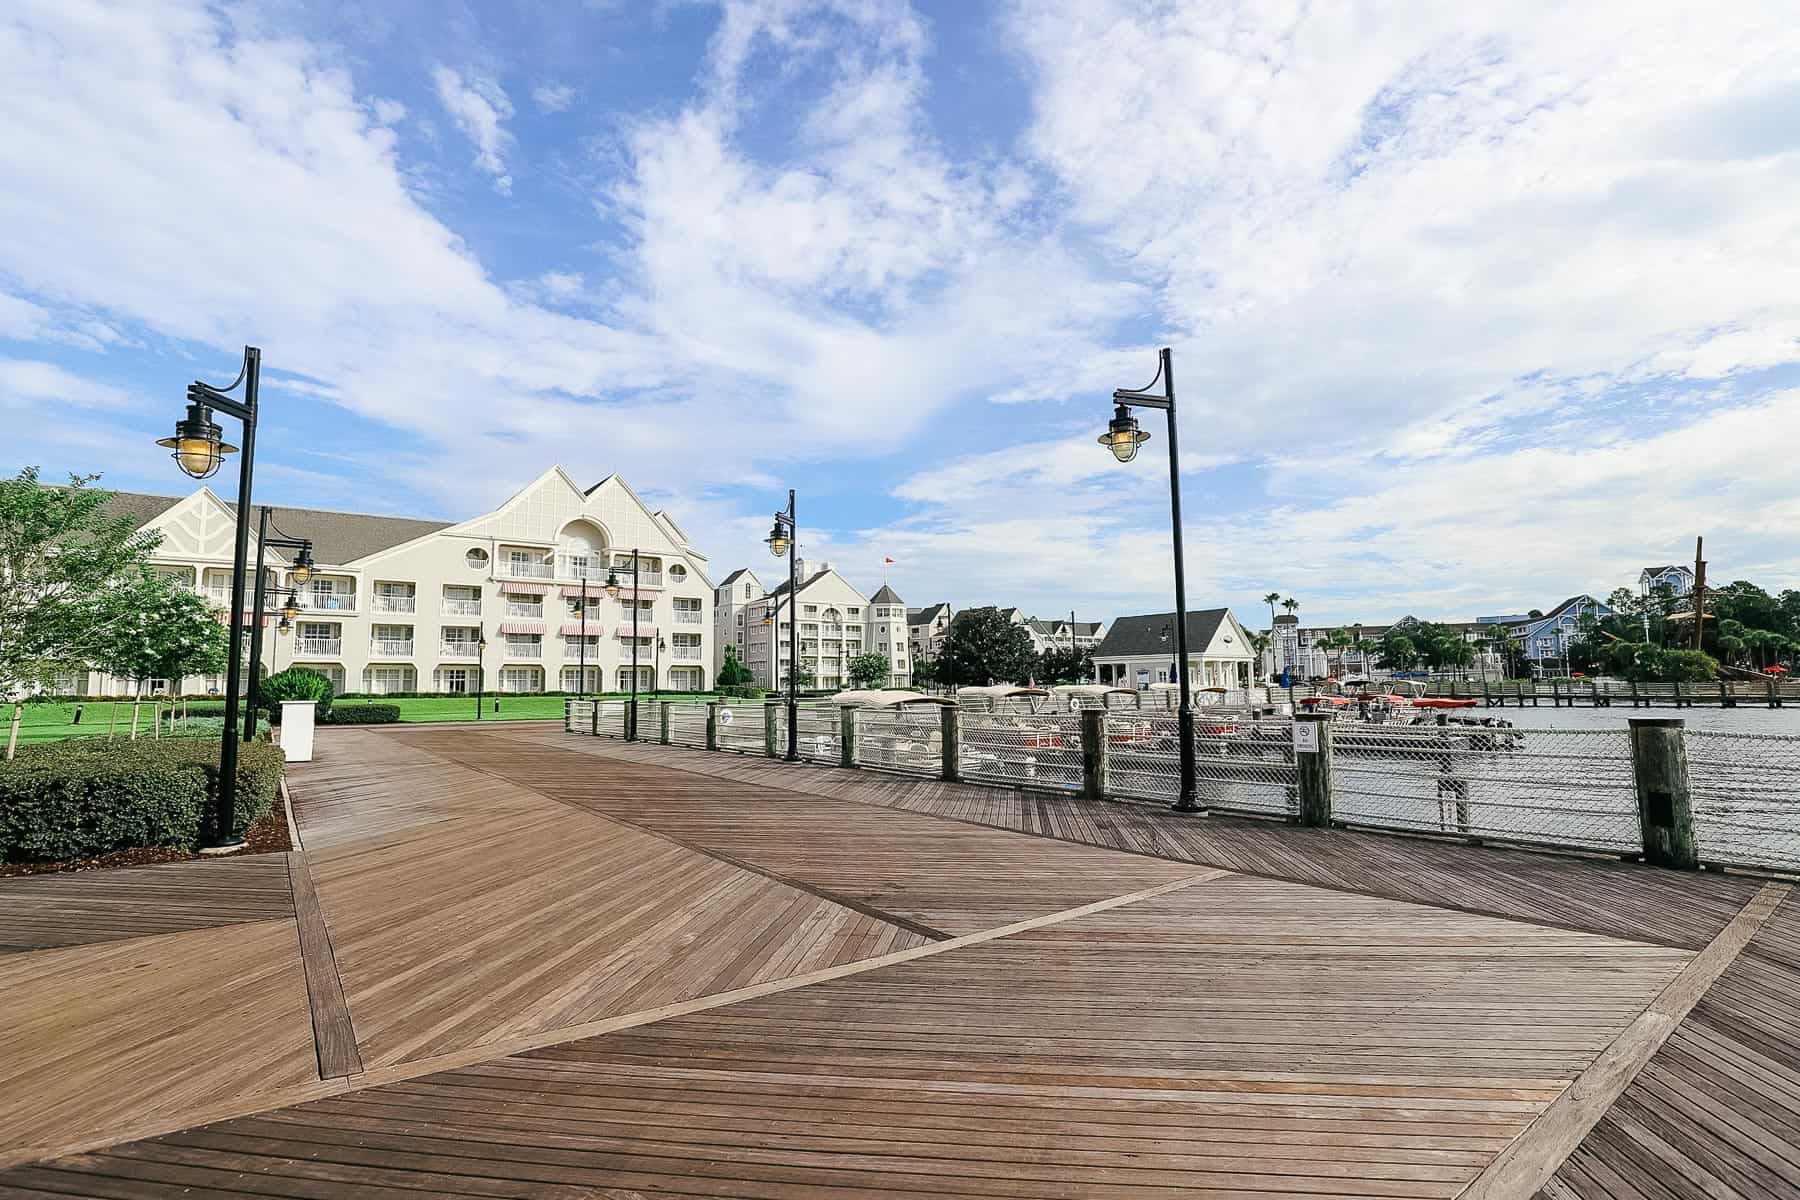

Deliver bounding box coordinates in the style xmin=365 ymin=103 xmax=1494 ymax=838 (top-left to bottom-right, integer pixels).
xmin=0 ymin=358 xmax=137 ymax=411
xmin=532 ymin=82 xmax=575 ymax=113
xmin=431 ymin=66 xmax=515 ymax=193
xmin=371 ymin=97 xmax=406 ymax=125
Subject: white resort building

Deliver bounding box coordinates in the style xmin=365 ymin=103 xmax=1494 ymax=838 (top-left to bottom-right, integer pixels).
xmin=730 ymin=563 xmax=910 ymax=690
xmin=1092 ymin=609 xmax=1258 ymax=691
xmin=77 ymin=467 xmax=713 ymax=697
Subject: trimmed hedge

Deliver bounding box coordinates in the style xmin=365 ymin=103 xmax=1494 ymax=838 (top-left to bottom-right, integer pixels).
xmin=0 ymin=738 xmax=284 ymax=862
xmin=716 ymin=684 xmax=766 ymax=699
xmin=259 ymin=667 xmax=334 ymax=725
xmin=320 ymin=703 xmax=401 ymax=725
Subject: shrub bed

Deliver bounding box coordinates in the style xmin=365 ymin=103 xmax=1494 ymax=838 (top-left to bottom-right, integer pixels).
xmin=717 ymin=684 xmax=766 ymax=699
xmin=0 ymin=738 xmax=284 ymax=862
xmin=320 ymin=703 xmax=401 ymax=725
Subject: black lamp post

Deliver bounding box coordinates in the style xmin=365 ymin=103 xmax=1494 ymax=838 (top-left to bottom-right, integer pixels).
xmin=1102 ymin=347 xmax=1202 ymax=813
xmin=604 ymin=549 xmax=643 ymax=739
xmin=474 ymin=623 xmax=486 ymax=720
xmin=765 ymin=491 xmax=799 ymax=761
xmin=242 ymin=507 xmax=315 ymax=741
xmin=577 ymin=577 xmax=590 ymax=698
xmin=654 ymin=636 xmax=666 ymax=699
xmin=157 ymin=346 xmax=261 ymax=851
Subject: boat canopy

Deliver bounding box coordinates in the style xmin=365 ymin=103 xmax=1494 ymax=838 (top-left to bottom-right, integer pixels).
xmin=830 ymin=689 xmax=955 ymax=708
xmin=954 ymin=685 xmax=1051 ymax=700
xmin=1049 ymin=684 xmax=1135 ymax=698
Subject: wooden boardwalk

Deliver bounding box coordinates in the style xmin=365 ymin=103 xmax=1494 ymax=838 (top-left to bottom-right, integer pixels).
xmin=0 ymin=722 xmax=1794 ymax=1197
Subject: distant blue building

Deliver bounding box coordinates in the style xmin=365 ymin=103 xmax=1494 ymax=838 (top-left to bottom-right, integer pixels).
xmin=1638 ymin=564 xmax=1695 ymax=597
xmin=1493 ymin=595 xmax=1612 ymax=675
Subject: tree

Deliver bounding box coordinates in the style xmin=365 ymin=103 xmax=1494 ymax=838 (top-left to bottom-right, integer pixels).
xmin=936 ymin=607 xmax=1036 ymax=687
xmin=847 ymin=651 xmax=890 ymax=689
xmin=1262 ymin=592 xmax=1282 ymax=631
xmin=717 ymin=645 xmax=753 ymax=688
xmin=91 ymin=570 xmax=230 ymax=695
xmin=1038 ymin=645 xmax=1093 ymax=685
xmin=785 ymin=662 xmax=816 ymax=689
xmin=1 ymin=469 xmax=161 ymax=756
xmin=910 ymin=656 xmax=938 ymax=688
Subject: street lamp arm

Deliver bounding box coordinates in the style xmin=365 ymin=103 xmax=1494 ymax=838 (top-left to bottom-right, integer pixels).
xmin=1112 ymin=390 xmax=1172 ymax=410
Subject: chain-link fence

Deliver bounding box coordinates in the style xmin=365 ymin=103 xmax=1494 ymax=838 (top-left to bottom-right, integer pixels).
xmin=959 ymin=712 xmax=1084 ymax=791
xmin=665 ymin=701 xmax=710 ymax=748
xmin=774 ymin=701 xmax=842 ymax=765
xmin=854 ymin=707 xmax=942 ymax=776
xmin=1105 ymin=714 xmax=1299 ymax=816
xmin=1687 ymin=730 xmax=1800 ymax=873
xmin=1330 ymin=725 xmax=1639 ymax=851
xmin=713 ymin=700 xmax=766 ymax=754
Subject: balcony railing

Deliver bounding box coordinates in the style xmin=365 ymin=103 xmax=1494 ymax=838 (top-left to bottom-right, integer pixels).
xmin=371 ymin=595 xmax=416 ymax=613
xmin=295 ymin=639 xmax=342 ymax=657
xmin=503 ymin=642 xmax=543 ymax=659
xmin=558 ymin=560 xmax=609 ymax=582
xmin=671 ymin=647 xmax=702 ymax=661
xmin=673 ymin=610 xmax=702 ymax=624
xmin=610 ymin=564 xmax=663 ymax=587
xmin=371 ymin=640 xmax=414 ymax=657
xmin=440 ymin=642 xmax=481 ymax=659
xmin=504 ymin=561 xmax=554 ymax=579
xmin=442 ymin=599 xmax=482 ymax=616
xmin=306 ymin=593 xmax=357 ymax=612
xmin=503 ymin=606 xmax=545 ymax=620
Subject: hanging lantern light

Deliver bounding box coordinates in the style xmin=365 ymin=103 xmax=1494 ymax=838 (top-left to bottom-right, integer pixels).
xmin=289 ymin=542 xmax=315 ymax=586
xmin=281 ymin=589 xmax=301 ymax=621
xmin=156 ymin=398 xmax=237 ymax=479
xmin=604 ymin=567 xmax=622 ymax=600
xmin=766 ymin=519 xmax=789 ymax=558
xmin=1098 ymin=404 xmax=1150 ymax=463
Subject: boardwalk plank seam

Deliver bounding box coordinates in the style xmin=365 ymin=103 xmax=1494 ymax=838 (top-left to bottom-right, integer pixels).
xmin=284 ymin=850 xmax=363 ymax=1080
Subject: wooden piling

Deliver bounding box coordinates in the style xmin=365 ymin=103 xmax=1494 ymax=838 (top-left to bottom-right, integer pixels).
xmin=705 ymin=702 xmax=719 ymax=751
xmin=763 ymin=702 xmax=778 ymax=758
xmin=658 ymin=701 xmax=671 ymax=746
xmin=1294 ymin=713 xmax=1332 ymax=827
xmin=1080 ymin=708 xmax=1108 ymax=801
xmin=840 ymin=706 xmax=857 ymax=769
xmin=939 ymin=705 xmax=960 ymax=782
xmin=1629 ymin=718 xmax=1698 ymax=870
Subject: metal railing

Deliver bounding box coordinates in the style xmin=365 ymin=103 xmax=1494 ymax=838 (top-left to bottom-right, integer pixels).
xmin=960 ymin=712 xmax=1083 ymax=791
xmin=442 ymin=598 xmax=483 ymax=616
xmin=439 ymin=642 xmax=481 ymax=659
xmin=1687 ymin=730 xmax=1800 ymax=872
xmin=370 ymin=640 xmax=414 ymax=657
xmin=370 ymin=595 xmax=416 ymax=613
xmin=502 ymin=642 xmax=543 ymax=659
xmin=1331 ymin=726 xmax=1638 ymax=852
xmin=1107 ymin=715 xmax=1300 ymax=816
xmin=673 ymin=611 xmax=703 ymax=624
xmin=854 ymin=708 xmax=942 ymax=776
xmin=295 ymin=639 xmax=342 ymax=656
xmin=556 ymin=702 xmax=1800 ymax=878
xmin=671 ymin=647 xmax=702 ymax=661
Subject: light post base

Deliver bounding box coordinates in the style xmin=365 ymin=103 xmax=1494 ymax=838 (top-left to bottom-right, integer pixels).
xmin=198 ymin=838 xmax=248 ymax=856
xmin=1169 ymin=799 xmax=1209 ymax=815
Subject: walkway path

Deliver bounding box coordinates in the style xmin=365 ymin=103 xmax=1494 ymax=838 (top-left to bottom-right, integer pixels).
xmin=0 ymin=721 xmax=1791 ymax=1197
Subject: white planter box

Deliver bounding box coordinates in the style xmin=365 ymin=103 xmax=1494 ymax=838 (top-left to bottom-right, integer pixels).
xmin=280 ymin=701 xmax=316 ymax=762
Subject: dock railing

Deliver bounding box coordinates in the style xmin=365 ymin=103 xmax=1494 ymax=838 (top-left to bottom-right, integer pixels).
xmin=564 ymin=699 xmax=1800 ymax=877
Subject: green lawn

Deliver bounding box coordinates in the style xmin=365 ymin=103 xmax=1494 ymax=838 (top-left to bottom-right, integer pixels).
xmin=9 ymin=701 xmax=219 ymax=746
xmin=9 ymin=693 xmax=723 ymax=744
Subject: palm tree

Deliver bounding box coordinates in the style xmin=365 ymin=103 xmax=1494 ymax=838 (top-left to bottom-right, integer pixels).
xmin=1280 ymin=598 xmax=1301 ymax=677
xmin=1263 ymin=592 xmax=1282 ymax=628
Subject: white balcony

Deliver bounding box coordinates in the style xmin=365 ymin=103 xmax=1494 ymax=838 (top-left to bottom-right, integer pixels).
xmin=306 ymin=593 xmax=357 ymax=613
xmin=673 ymin=610 xmax=702 ymax=624
xmin=371 ymin=595 xmax=416 ymax=614
xmin=609 ymin=563 xmax=663 ymax=587
xmin=440 ymin=642 xmax=482 ymax=659
xmin=671 ymin=647 xmax=702 ymax=661
xmin=371 ymin=640 xmax=414 ymax=657
xmin=296 ymin=639 xmax=342 ymax=657
xmin=503 ymin=605 xmax=545 ymax=620
xmin=503 ymin=642 xmax=543 ymax=659
xmin=442 ymin=599 xmax=482 ymax=616
xmin=558 ymin=559 xmax=609 ymax=582
xmin=505 ymin=561 xmax=554 ymax=579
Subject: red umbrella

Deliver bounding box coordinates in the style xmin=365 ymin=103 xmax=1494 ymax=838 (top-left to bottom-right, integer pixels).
xmin=1571 ymin=671 xmax=1585 ymax=678
xmin=1769 ymin=665 xmax=1790 ymax=674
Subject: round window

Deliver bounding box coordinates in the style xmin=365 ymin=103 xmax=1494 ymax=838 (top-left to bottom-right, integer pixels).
xmin=669 ymin=564 xmax=687 ymax=581
xmin=465 ymin=548 xmax=490 ymax=569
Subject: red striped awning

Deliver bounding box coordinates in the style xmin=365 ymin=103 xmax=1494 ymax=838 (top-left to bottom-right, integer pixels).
xmin=560 ymin=623 xmax=599 ymax=637
xmin=498 ymin=581 xmax=550 ymax=596
xmin=616 ymin=624 xmax=657 ymax=638
xmin=497 ymin=622 xmax=544 ymax=636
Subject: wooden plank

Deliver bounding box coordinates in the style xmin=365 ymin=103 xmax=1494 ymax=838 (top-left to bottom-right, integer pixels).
xmin=0 ymin=873 xmax=1687 ymax=1197
xmin=1464 ymin=881 xmax=1789 ymax=1198
xmin=285 ymin=851 xmax=362 ymax=1080
xmin=0 ymin=854 xmax=295 ymax=953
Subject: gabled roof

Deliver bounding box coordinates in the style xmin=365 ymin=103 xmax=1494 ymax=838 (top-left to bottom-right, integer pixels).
xmin=767 ymin=569 xmax=832 ymax=599
xmin=719 ymin=568 xmax=760 ymax=588
xmin=100 ymin=490 xmax=451 ymax=565
xmin=1640 ymin=564 xmax=1687 ymax=576
xmin=1095 ymin=610 xmax=1233 ymax=659
xmin=869 ymin=583 xmax=904 ymax=604
xmin=908 ymin=603 xmax=950 ymax=626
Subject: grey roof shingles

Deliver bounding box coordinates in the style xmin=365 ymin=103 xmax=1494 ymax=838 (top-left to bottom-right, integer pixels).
xmin=98 ymin=490 xmax=452 ymax=566
xmin=1094 ymin=609 xmax=1233 ymax=659
xmin=869 ymin=583 xmax=904 ymax=605
xmin=908 ymin=602 xmax=950 ymax=626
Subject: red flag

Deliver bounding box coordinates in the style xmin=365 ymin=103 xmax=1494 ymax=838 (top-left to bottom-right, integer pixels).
xmin=883 ymin=557 xmax=895 ymax=564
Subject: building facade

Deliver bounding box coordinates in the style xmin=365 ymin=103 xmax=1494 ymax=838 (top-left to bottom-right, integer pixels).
xmin=907 ymin=603 xmax=953 ymax=664
xmin=1639 ymin=564 xmax=1695 ymax=597
xmin=82 ymin=467 xmax=713 ymax=696
xmin=712 ymin=568 xmax=766 ymax=679
xmin=1093 ymin=609 xmax=1257 ymax=690
xmin=736 ymin=564 xmax=910 ymax=690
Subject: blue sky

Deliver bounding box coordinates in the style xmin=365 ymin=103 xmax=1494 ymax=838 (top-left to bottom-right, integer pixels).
xmin=3 ymin=0 xmax=1798 ymax=631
